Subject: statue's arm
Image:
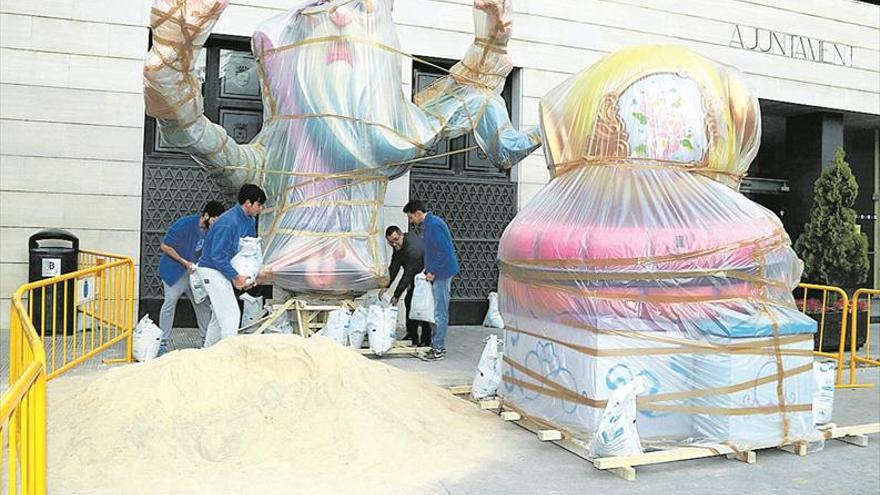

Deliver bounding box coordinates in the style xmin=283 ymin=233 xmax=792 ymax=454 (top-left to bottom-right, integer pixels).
xmin=414 ymin=0 xmax=542 ymax=169
xmin=143 ymin=0 xmax=266 ymax=189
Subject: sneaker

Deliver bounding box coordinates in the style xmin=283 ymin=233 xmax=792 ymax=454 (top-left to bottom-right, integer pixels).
xmin=425 ymin=348 xmax=446 ymax=361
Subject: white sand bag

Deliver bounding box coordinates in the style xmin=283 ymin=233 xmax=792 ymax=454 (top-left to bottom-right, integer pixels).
xmin=409 ymin=273 xmax=435 ymax=324
xmin=133 ymin=315 xmax=163 ymax=362
xmin=380 ymin=291 xmax=393 ymax=306
xmin=189 ymin=265 xmax=207 ymax=304
xmin=812 ymin=361 xmax=836 ymax=425
xmin=359 ymin=289 xmax=382 ymax=308
xmin=348 ymin=306 xmax=369 ymax=348
xmin=471 ymin=334 xmax=503 ymax=399
xmin=265 ymin=306 xmax=294 ymax=335
xmin=590 ymin=376 xmax=647 ymax=458
xmin=321 ymin=308 xmax=352 ymax=346
xmin=239 ymin=293 xmax=265 ymax=329
xmin=368 ymin=305 xmax=397 ymax=355
xmin=230 ymin=237 xmax=263 ymax=281
xmin=482 ymin=292 xmax=504 ymax=328
xmin=384 ymin=305 xmax=399 ymax=336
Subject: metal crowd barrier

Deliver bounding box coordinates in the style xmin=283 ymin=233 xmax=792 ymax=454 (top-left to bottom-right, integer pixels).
xmin=32 ymin=250 xmax=135 ymax=379
xmin=846 ymin=288 xmax=879 ymax=388
xmin=796 ymin=283 xmax=850 ymax=386
xmin=1 ymin=295 xmax=47 ymax=495
xmin=1 ymin=250 xmax=135 ymax=494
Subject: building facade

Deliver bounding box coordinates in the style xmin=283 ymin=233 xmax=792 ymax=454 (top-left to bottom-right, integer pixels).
xmin=1 ymin=0 xmax=878 ymax=326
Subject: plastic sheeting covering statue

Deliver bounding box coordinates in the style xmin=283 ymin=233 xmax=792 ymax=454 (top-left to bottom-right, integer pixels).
xmin=498 ymin=46 xmax=819 ymax=449
xmin=144 ymin=0 xmax=540 ymax=294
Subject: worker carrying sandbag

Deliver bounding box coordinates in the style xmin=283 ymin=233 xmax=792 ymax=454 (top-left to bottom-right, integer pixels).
xmin=197 ymin=184 xmax=268 ymax=347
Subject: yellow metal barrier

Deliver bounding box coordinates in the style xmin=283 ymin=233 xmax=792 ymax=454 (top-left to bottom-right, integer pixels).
xmin=796 ymin=283 xmax=849 ymax=386
xmin=846 ymin=288 xmax=879 ymax=388
xmin=2 ymin=250 xmax=135 ymax=494
xmin=1 ymin=289 xmax=48 ymax=494
xmin=23 ymin=250 xmax=135 ymax=379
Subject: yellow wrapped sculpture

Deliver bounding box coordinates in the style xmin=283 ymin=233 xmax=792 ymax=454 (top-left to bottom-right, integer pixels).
xmin=499 ymin=46 xmax=817 ymax=449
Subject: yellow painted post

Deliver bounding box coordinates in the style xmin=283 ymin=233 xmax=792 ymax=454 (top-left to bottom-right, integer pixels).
xmin=850 ymin=294 xmax=859 ymax=387
xmin=113 ymin=267 xmax=120 ymax=336
xmin=51 ymin=281 xmax=58 ymax=373
xmin=28 ymin=387 xmax=35 ymax=493
xmin=90 ymin=279 xmax=96 ymax=354
xmin=127 ymin=261 xmax=135 ymax=362
xmin=7 ymin=314 xmax=20 ymax=494
xmin=867 ymin=293 xmax=873 ymax=360
xmin=34 ymin=370 xmax=47 ymax=495
xmin=837 ymin=296 xmax=849 ymax=386
xmin=818 ymin=291 xmax=828 ymax=352
xmin=63 ymin=280 xmax=69 ymax=371
xmin=847 ymin=288 xmax=880 ymax=388
xmin=40 ymin=286 xmax=46 ymax=345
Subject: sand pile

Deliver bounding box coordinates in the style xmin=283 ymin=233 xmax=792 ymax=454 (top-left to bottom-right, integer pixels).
xmin=47 ymin=335 xmax=503 ymax=494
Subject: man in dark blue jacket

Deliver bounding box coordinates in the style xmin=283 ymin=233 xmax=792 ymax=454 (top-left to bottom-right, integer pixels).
xmin=198 ymin=184 xmax=266 ymax=347
xmin=403 ymin=199 xmax=459 ymax=360
xmin=157 ymin=200 xmax=225 ymax=354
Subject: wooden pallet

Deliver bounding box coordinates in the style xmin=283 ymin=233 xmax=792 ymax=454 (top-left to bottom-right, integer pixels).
xmin=449 ymin=386 xmax=880 ymax=481
xmin=355 ymin=341 xmax=431 ymax=358
xmin=239 ymin=299 xmax=297 ymax=335
xmin=252 ymin=298 xmax=429 ymax=359
xmin=290 ymin=298 xmax=355 ymax=337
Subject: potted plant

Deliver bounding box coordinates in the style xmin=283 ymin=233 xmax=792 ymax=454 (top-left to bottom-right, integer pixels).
xmin=793 ymin=297 xmax=868 ymax=352
xmin=794 ymin=148 xmax=870 ymax=351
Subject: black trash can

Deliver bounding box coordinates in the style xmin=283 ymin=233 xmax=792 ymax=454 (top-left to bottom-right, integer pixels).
xmin=28 ymin=229 xmax=78 ymax=335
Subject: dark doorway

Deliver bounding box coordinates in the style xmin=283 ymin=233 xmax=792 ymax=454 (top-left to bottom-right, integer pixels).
xmin=139 ymin=35 xmax=263 ymax=323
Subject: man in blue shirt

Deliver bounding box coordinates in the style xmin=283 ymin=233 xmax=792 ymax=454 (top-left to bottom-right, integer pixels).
xmin=157 ymin=201 xmax=225 ymax=354
xmin=198 ymin=184 xmax=267 ymax=347
xmin=403 ymin=199 xmax=459 ymax=360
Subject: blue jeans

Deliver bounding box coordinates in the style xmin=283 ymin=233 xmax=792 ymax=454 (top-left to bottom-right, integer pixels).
xmin=431 ymin=277 xmax=452 ymax=351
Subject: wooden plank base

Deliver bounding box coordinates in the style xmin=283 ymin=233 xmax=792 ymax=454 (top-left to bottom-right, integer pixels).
xmin=838 ymin=434 xmax=869 ymax=447
xmin=610 ymin=466 xmax=636 ymax=481
xmin=356 ymin=343 xmax=430 ymax=358
xmin=779 ymin=441 xmax=808 ymax=457
xmin=501 ymin=411 xmax=521 ymax=421
xmin=538 ymin=430 xmax=563 ymax=441
xmin=447 ymin=387 xmax=880 ymax=482
xmin=448 ymin=385 xmax=472 ymax=396
xmin=726 ymin=451 xmax=757 ymax=464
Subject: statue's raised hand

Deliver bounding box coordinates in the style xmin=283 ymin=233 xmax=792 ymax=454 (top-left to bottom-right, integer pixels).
xmin=144 ymin=0 xmax=230 ymax=120
xmin=142 ymin=0 xmax=263 ymax=190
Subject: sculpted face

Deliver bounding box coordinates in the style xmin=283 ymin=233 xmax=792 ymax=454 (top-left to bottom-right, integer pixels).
xmin=283 ymin=0 xmax=402 ymax=123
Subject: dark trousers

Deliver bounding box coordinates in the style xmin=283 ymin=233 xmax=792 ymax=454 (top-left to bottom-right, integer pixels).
xmin=403 ymin=286 xmax=432 ymax=347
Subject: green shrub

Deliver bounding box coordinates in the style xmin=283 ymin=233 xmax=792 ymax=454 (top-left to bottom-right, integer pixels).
xmin=794 ymin=147 xmax=869 ymax=288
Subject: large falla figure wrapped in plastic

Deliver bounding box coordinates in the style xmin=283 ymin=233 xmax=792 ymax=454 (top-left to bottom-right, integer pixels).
xmin=143 ymin=0 xmax=539 ymax=294
xmin=498 ymin=46 xmax=818 ymax=449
